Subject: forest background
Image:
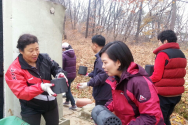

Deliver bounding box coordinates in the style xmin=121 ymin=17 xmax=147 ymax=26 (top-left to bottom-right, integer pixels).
xmin=49 ymin=0 xmax=188 ymax=124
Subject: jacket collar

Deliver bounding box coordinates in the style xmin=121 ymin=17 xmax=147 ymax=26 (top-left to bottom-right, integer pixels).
xmin=116 ymin=62 xmax=148 ymax=86
xmin=153 ymin=42 xmax=179 ymax=54
xmin=95 ymin=52 xmax=100 ymax=59
xmin=18 ymin=54 xmax=43 ymax=70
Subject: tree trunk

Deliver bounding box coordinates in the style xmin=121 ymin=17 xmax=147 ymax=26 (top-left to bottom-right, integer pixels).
xmin=92 ymin=0 xmax=97 ymax=35
xmin=85 ymin=0 xmax=91 ymax=38
xmin=63 ymin=15 xmax=67 ymax=39
xmin=170 ymin=0 xmax=176 ymax=30
xmin=69 ymin=0 xmax=73 ymax=29
xmin=135 ymin=1 xmax=143 ymax=43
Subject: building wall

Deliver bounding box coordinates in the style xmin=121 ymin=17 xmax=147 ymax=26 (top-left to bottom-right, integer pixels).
xmin=3 ymin=0 xmax=65 ymax=124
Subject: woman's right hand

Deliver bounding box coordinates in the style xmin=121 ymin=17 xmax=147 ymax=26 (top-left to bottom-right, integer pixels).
xmin=41 ymin=83 xmax=57 ymax=97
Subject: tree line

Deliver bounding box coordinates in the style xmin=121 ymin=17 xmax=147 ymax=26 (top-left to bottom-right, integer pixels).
xmin=50 ymin=0 xmax=188 ymax=43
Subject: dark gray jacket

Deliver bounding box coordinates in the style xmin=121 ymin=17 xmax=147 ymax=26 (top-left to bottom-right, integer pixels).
xmin=87 ymin=53 xmax=112 ymax=101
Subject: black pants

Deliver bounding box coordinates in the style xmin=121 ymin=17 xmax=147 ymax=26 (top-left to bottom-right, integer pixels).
xmin=22 ymin=106 xmax=59 ymax=125
xmin=95 ymin=100 xmax=108 ymax=106
xmin=66 ymin=79 xmax=75 ymax=106
xmin=0 ymin=77 xmax=3 ymax=119
xmin=159 ymin=95 xmax=181 ymax=125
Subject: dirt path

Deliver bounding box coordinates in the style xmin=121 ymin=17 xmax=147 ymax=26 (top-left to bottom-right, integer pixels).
xmin=63 ymin=105 xmax=94 ymax=125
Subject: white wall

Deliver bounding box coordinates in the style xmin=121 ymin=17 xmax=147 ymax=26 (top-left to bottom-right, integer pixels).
xmin=3 ymin=0 xmax=65 ymax=124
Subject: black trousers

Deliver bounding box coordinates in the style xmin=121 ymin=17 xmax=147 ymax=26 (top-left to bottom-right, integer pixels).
xmin=0 ymin=77 xmax=3 ymax=119
xmin=22 ymin=106 xmax=59 ymax=125
xmin=95 ymin=100 xmax=108 ymax=106
xmin=159 ymin=95 xmax=181 ymax=125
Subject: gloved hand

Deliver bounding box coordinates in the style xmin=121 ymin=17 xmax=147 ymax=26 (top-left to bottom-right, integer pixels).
xmin=77 ymin=82 xmax=88 ymax=90
xmin=80 ymin=73 xmax=89 ymax=77
xmin=85 ymin=73 xmax=89 ymax=77
xmin=56 ymin=72 xmax=68 ymax=86
xmin=41 ymin=83 xmax=57 ymax=97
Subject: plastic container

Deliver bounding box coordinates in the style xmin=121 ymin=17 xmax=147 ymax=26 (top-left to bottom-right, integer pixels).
xmin=145 ymin=65 xmax=154 ymax=76
xmin=0 ymin=116 xmax=29 ymax=125
xmin=76 ymin=98 xmax=93 ymax=107
xmin=51 ymin=78 xmax=68 ymax=94
xmin=91 ymin=105 xmax=122 ymax=125
xmin=78 ymin=66 xmax=87 ymax=75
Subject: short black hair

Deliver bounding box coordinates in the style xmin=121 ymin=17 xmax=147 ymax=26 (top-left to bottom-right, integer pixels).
xmin=99 ymin=41 xmax=134 ymax=71
xmin=91 ymin=35 xmax=105 ymax=47
xmin=157 ymin=30 xmax=177 ymax=43
xmin=17 ymin=34 xmax=38 ymax=51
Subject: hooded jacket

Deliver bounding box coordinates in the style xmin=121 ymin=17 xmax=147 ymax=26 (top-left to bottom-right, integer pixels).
xmin=63 ymin=49 xmax=76 ymax=79
xmin=105 ymin=62 xmax=164 ymax=125
xmin=150 ymin=42 xmax=187 ymax=96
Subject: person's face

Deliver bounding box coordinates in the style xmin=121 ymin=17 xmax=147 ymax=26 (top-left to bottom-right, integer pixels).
xmin=101 ymin=52 xmax=122 ymax=77
xmin=158 ymin=40 xmax=167 ymax=46
xmin=158 ymin=40 xmax=163 ymax=46
xmin=91 ymin=43 xmax=97 ymax=53
xmin=20 ymin=42 xmax=39 ymax=64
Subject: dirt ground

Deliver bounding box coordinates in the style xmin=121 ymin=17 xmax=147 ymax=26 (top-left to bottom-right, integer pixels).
xmin=62 ymin=100 xmax=94 ymax=125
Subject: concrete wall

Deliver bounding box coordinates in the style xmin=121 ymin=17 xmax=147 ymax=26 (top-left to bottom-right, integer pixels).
xmin=3 ymin=0 xmax=65 ymax=124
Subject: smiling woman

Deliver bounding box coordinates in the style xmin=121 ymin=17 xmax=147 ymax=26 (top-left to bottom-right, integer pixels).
xmin=17 ymin=34 xmax=40 ymax=67
xmin=5 ymin=34 xmax=67 ymax=125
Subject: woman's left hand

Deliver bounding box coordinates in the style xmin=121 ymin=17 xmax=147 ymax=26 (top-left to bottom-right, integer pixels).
xmin=56 ymin=73 xmax=68 ymax=82
xmin=56 ymin=72 xmax=69 ymax=86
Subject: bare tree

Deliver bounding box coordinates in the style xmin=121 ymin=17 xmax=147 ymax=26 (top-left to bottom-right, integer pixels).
xmin=85 ymin=0 xmax=91 ymax=38
xmin=170 ymin=0 xmax=176 ymax=30
xmin=135 ymin=1 xmax=143 ymax=43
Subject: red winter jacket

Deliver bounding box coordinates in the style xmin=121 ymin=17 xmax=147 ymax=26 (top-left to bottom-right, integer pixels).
xmin=150 ymin=43 xmax=187 ymax=96
xmin=5 ymin=54 xmax=64 ymax=112
xmin=105 ymin=62 xmax=164 ymax=125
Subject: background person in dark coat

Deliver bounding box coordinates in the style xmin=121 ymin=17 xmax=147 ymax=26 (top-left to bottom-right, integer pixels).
xmin=78 ymin=35 xmax=112 ymax=106
xmin=62 ymin=42 xmax=77 ymax=110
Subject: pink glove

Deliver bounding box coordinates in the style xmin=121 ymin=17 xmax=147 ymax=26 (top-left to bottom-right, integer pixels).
xmin=77 ymin=83 xmax=80 ymax=89
xmin=56 ymin=73 xmax=69 ymax=87
xmin=85 ymin=73 xmax=89 ymax=77
xmin=80 ymin=73 xmax=89 ymax=77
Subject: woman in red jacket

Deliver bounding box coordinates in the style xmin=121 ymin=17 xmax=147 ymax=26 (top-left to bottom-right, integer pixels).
xmin=5 ymin=34 xmax=67 ymax=125
xmin=99 ymin=41 xmax=164 ymax=125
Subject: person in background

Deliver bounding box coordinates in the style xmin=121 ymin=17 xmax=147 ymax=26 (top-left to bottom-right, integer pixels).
xmin=5 ymin=34 xmax=67 ymax=125
xmin=100 ymin=41 xmax=165 ymax=125
xmin=150 ymin=30 xmax=187 ymax=125
xmin=62 ymin=42 xmax=77 ymax=110
xmin=78 ymin=35 xmax=112 ymax=106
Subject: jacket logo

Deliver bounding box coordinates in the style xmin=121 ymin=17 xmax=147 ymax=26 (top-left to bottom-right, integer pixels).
xmin=10 ymin=68 xmax=16 ymax=72
xmin=28 ymin=77 xmax=33 ymax=81
xmin=10 ymin=68 xmax=17 ymax=80
xmin=139 ymin=95 xmax=146 ymax=101
xmin=120 ymin=92 xmax=124 ymax=95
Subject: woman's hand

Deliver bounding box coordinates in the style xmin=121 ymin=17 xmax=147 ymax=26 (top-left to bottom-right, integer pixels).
xmin=41 ymin=83 xmax=57 ymax=97
xmin=77 ymin=82 xmax=88 ymax=90
xmin=56 ymin=72 xmax=68 ymax=83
